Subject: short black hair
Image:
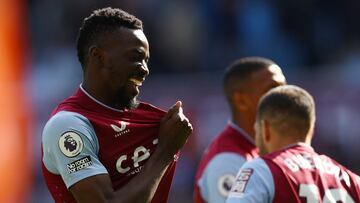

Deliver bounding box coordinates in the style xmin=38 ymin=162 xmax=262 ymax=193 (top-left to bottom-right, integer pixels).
xmin=223 ymin=56 xmax=276 ymax=101
xmin=76 ymin=7 xmax=143 ymax=69
xmin=257 ymin=85 xmax=316 ymax=138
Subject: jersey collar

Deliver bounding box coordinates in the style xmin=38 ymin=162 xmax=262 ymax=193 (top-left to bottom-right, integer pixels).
xmin=79 ymin=84 xmax=124 ymax=113
xmin=282 ymin=142 xmax=314 ymax=151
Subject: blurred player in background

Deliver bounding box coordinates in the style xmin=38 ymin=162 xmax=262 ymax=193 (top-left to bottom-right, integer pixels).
xmin=194 ymin=57 xmax=286 ymax=203
xmin=226 ymin=85 xmax=360 ymax=203
xmin=41 ymin=7 xmax=192 ymax=203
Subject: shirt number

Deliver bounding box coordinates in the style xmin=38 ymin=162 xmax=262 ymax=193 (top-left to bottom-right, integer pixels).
xmin=299 ymin=184 xmax=355 ymax=203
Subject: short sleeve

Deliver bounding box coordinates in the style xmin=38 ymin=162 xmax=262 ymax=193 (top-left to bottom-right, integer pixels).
xmin=197 ymin=153 xmax=246 ymax=203
xmin=226 ymin=158 xmax=274 ymax=203
xmin=42 ymin=111 xmax=108 ymax=188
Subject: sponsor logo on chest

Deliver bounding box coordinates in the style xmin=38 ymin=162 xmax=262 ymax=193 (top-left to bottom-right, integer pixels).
xmin=111 ymin=121 xmax=131 ymax=137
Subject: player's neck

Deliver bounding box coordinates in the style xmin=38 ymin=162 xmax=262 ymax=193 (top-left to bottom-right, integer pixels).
xmin=82 ymin=80 xmax=125 ymax=110
xmin=231 ymin=115 xmax=255 ymax=140
xmin=270 ymin=136 xmax=311 ymax=153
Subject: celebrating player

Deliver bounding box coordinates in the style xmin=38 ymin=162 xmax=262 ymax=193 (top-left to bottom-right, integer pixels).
xmin=226 ymin=85 xmax=360 ymax=203
xmin=41 ymin=7 xmax=193 ymax=203
xmin=194 ymin=57 xmax=286 ymax=203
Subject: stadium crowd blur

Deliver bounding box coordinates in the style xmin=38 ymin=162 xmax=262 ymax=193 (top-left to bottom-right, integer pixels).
xmin=29 ymin=0 xmax=360 ymax=202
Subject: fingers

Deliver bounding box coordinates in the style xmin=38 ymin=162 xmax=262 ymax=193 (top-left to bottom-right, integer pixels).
xmin=162 ymin=101 xmax=192 ymax=135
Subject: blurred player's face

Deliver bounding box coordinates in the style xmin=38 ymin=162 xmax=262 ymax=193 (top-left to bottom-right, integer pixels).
xmin=100 ymin=28 xmax=150 ymax=109
xmin=243 ymin=65 xmax=286 ymax=133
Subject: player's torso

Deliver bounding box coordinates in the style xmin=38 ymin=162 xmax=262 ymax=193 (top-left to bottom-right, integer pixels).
xmin=43 ymin=88 xmax=177 ymax=203
xmin=196 ymin=124 xmax=258 ymax=178
xmin=264 ymin=144 xmax=360 ymax=203
xmin=56 ymin=93 xmax=167 ymax=187
xmin=84 ymin=109 xmax=163 ymax=188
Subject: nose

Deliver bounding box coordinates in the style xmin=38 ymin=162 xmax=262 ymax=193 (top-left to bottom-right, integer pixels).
xmin=138 ymin=61 xmax=149 ymax=77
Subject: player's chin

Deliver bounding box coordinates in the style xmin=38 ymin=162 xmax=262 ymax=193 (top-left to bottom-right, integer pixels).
xmin=117 ymin=90 xmax=139 ymax=110
xmin=127 ymin=97 xmax=139 ymax=110
xmin=122 ymin=94 xmax=139 ymax=110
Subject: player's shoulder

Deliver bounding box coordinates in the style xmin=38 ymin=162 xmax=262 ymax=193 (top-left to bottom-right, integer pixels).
xmin=207 ymin=152 xmax=247 ymax=171
xmin=208 ymin=126 xmax=243 ymax=152
xmin=242 ymin=157 xmax=269 ymax=169
xmin=239 ymin=157 xmax=278 ymax=180
xmin=45 ymin=111 xmax=90 ymax=129
xmin=197 ymin=131 xmax=239 ymax=168
xmin=320 ymin=154 xmax=360 ymax=179
xmin=42 ymin=111 xmax=98 ymax=158
xmin=198 ymin=127 xmax=252 ymax=170
xmin=199 ymin=152 xmax=247 ymax=183
xmin=43 ymin=111 xmax=93 ymax=141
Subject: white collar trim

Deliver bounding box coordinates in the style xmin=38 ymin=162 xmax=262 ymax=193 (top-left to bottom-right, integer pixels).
xmin=80 ymin=84 xmax=123 ymax=113
xmin=228 ymin=120 xmax=255 ymax=145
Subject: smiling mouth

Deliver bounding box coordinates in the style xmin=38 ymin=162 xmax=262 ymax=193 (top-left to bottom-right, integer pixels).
xmin=129 ymin=78 xmax=144 ymax=86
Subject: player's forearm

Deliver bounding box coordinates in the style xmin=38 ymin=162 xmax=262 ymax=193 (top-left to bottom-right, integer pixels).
xmin=109 ymin=148 xmax=172 ymax=203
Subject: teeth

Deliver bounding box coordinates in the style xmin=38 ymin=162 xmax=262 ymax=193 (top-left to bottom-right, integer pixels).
xmin=129 ymin=78 xmax=143 ymax=86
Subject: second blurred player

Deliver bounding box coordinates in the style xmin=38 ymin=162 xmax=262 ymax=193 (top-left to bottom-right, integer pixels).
xmin=194 ymin=57 xmax=286 ymax=203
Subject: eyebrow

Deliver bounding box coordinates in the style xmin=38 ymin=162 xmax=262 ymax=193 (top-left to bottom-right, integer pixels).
xmin=131 ymin=48 xmax=146 ymax=56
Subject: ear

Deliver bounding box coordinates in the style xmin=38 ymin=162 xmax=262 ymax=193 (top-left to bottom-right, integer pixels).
xmin=88 ymin=46 xmax=104 ymax=66
xmin=262 ymin=119 xmax=271 ymax=143
xmin=233 ymin=92 xmax=250 ymax=112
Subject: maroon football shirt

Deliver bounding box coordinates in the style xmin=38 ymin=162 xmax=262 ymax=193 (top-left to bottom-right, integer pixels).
xmin=42 ymin=87 xmax=176 ymax=203
xmin=263 ymin=144 xmax=360 ymax=203
xmin=194 ymin=124 xmax=258 ymax=203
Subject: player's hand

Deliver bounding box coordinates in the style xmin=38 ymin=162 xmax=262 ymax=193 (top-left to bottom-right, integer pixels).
xmin=157 ymin=101 xmax=193 ymax=161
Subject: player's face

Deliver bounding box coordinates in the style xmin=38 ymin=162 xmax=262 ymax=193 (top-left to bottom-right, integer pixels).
xmin=245 ymin=65 xmax=286 ymax=127
xmin=101 ymin=28 xmax=150 ymax=109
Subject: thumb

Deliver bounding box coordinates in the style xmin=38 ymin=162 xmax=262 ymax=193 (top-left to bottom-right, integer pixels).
xmin=162 ymin=101 xmax=182 ymax=121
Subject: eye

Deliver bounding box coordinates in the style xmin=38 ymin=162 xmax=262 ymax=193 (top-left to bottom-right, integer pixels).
xmin=132 ymin=53 xmax=142 ymax=62
xmin=131 ymin=50 xmax=147 ymax=62
xmin=145 ymin=57 xmax=149 ymax=64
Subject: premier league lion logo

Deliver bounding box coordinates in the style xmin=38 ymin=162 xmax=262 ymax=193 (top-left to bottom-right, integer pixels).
xmin=218 ymin=174 xmax=236 ymax=197
xmin=64 ymin=135 xmax=77 ymax=152
xmin=59 ymin=132 xmax=83 ymax=157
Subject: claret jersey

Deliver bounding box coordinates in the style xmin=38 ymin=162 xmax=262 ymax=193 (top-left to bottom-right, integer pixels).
xmin=42 ymin=85 xmax=176 ymax=203
xmin=227 ymin=143 xmax=360 ymax=203
xmin=194 ymin=122 xmax=259 ymax=203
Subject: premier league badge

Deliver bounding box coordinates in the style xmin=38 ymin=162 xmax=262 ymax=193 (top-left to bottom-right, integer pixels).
xmin=58 ymin=131 xmax=84 ymax=157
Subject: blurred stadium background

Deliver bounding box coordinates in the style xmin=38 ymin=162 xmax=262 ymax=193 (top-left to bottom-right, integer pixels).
xmin=1 ymin=0 xmax=360 ymax=202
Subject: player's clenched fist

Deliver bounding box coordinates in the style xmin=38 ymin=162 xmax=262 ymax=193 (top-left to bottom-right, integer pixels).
xmin=158 ymin=101 xmax=193 ymax=161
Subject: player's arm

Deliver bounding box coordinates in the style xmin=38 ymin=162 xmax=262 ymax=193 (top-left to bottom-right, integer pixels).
xmin=197 ymin=153 xmax=246 ymax=203
xmin=44 ymin=102 xmax=192 ymax=203
xmin=69 ymin=148 xmax=173 ymax=203
xmin=225 ymin=158 xmax=274 ymax=203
